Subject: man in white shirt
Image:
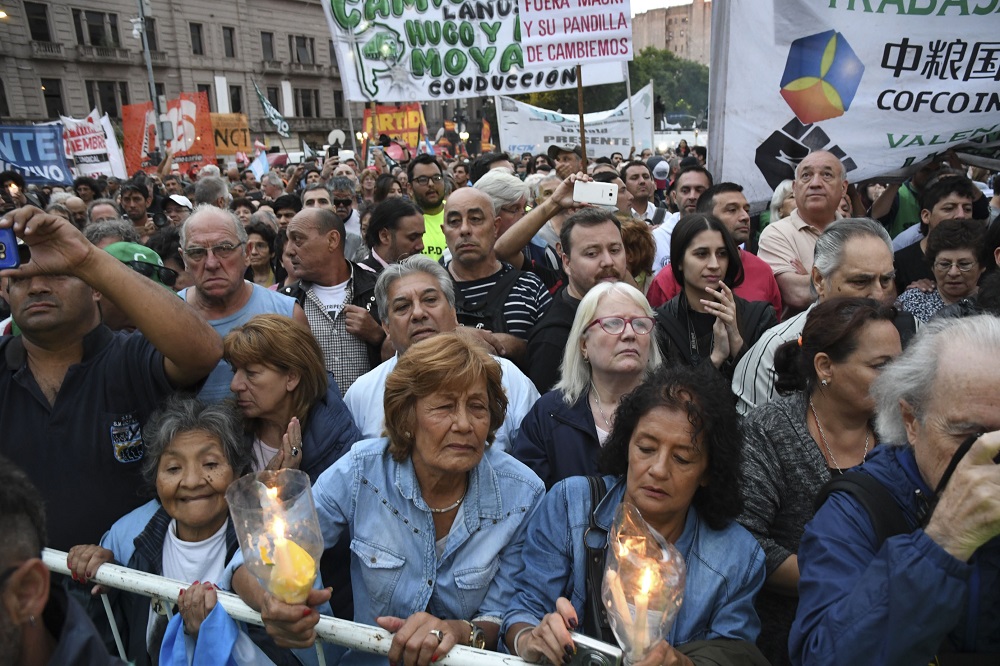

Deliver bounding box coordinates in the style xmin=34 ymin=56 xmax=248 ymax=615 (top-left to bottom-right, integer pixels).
xmin=651 ymin=165 xmax=714 ymax=274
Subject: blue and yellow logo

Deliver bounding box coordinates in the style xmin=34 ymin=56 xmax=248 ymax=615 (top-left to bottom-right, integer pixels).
xmin=780 ymin=30 xmax=864 ymax=124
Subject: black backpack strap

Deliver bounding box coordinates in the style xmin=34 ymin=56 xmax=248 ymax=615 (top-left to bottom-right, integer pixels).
xmin=452 ymin=266 xmax=522 ymax=333
xmin=651 ymin=207 xmax=666 ymax=226
xmin=814 ymin=472 xmax=912 ymax=547
xmin=582 ymin=475 xmax=615 ymax=644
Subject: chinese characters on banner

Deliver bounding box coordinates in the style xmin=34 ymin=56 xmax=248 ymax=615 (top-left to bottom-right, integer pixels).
xmin=322 ymin=0 xmax=627 ymax=101
xmin=710 ymin=1 xmax=1000 ymax=204
xmin=122 ymin=92 xmax=217 ymax=175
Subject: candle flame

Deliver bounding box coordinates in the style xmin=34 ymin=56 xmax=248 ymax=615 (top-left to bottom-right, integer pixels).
xmin=272 ymin=515 xmax=286 ymax=538
xmin=639 ymin=567 xmax=654 ymax=595
xmin=266 ymin=486 xmax=278 ymax=501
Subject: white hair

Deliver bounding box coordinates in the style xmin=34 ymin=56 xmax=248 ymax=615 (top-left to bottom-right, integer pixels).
xmin=555 ymin=281 xmax=663 ymax=405
xmin=180 ymin=204 xmax=248 ymax=248
xmin=474 ymin=169 xmax=529 ymax=215
xmin=769 ymin=179 xmax=794 ymax=221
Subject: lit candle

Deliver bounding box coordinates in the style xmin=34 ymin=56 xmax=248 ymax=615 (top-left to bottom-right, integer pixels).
xmin=263 ymin=488 xmax=317 ymax=604
xmin=632 ymin=567 xmax=653 ymax=662
xmin=605 ymin=569 xmax=633 ymax=633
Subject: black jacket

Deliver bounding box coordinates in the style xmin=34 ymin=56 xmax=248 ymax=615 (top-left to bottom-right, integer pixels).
xmin=526 ymin=288 xmax=580 ymax=393
xmin=655 ymin=293 xmax=778 ymax=381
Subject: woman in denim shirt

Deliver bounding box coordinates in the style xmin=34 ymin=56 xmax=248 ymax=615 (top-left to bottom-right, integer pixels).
xmin=232 ymin=333 xmax=545 ymax=666
xmin=501 ymin=365 xmax=768 ymax=666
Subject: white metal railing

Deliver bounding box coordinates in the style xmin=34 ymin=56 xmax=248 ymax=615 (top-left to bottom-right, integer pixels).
xmin=43 ymin=549 xmax=526 ymax=665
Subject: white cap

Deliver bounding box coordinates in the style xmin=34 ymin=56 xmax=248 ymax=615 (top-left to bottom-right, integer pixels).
xmin=166 ymin=194 xmax=193 ymax=210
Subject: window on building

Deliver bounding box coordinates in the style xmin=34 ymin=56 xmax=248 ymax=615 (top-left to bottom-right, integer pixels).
xmin=294 ymin=89 xmax=319 ymax=117
xmin=266 ymin=86 xmax=280 ymax=108
xmin=223 ymin=26 xmax=236 ymax=58
xmin=190 ymin=23 xmax=204 ymax=55
xmin=86 ymin=80 xmax=126 ymax=118
xmin=145 ymin=17 xmax=158 ymax=51
xmin=196 ymin=83 xmax=213 ymax=111
xmin=76 ymin=10 xmax=120 ymax=47
xmin=289 ymin=35 xmax=314 ymax=64
xmin=154 ymin=82 xmax=165 ymax=100
xmin=329 ymin=39 xmax=335 ymax=64
xmin=333 ymin=90 xmax=344 ymax=118
xmin=0 ymin=79 xmax=9 ymax=117
xmin=40 ymin=79 xmax=64 ymax=118
xmin=261 ymin=31 xmax=275 ymax=61
xmin=24 ymin=2 xmax=52 ymax=42
xmin=229 ymin=85 xmax=243 ymax=114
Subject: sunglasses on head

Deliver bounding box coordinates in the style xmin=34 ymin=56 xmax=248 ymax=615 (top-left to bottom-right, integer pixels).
xmin=123 ymin=260 xmax=178 ymax=287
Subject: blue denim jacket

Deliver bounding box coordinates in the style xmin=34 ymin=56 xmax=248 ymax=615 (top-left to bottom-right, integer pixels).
xmin=500 ymin=475 xmax=765 ymax=648
xmin=313 ymin=437 xmax=544 ymax=664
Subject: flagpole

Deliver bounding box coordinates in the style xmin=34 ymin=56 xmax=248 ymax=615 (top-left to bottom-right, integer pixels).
xmin=576 ymin=65 xmax=587 ymax=170
xmin=624 ymin=62 xmax=635 ymax=156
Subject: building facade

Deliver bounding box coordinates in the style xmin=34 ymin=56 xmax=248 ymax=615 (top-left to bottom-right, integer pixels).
xmin=632 ymin=0 xmax=712 ymax=67
xmin=0 ymin=0 xmax=481 ymax=154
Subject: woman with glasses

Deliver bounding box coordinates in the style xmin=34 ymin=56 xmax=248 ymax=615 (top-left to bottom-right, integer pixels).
xmin=512 ymin=282 xmax=662 ymax=489
xmin=896 ymin=218 xmax=986 ymax=322
xmin=654 ymin=214 xmax=777 ymax=380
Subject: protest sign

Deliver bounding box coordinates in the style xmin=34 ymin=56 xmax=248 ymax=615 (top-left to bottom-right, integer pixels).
xmin=362 ymin=103 xmax=427 ymax=151
xmin=709 ymin=1 xmax=1000 ymax=205
xmin=41 ymin=110 xmax=127 ymax=179
xmin=0 ymin=125 xmax=73 ymax=185
xmin=519 ymin=0 xmax=632 ymax=68
xmin=122 ymin=92 xmax=216 ymax=175
xmin=496 ymin=83 xmax=654 ymax=159
xmin=322 ymin=0 xmax=624 ymax=101
xmin=211 ymin=113 xmax=252 ymax=156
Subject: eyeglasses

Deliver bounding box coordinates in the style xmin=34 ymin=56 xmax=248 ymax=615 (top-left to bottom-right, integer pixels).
xmin=933 ymin=259 xmax=978 ymax=273
xmin=585 ymin=316 xmax=655 ymax=336
xmin=411 ymin=174 xmax=443 ymax=186
xmin=123 ymin=260 xmax=178 ymax=287
xmin=500 ymin=203 xmax=525 ymax=216
xmin=332 ymin=198 xmax=354 ymax=207
xmin=183 ymin=241 xmax=244 ymax=262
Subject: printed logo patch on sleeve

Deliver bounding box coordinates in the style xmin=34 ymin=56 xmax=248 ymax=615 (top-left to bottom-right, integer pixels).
xmin=110 ymin=414 xmax=145 ymax=463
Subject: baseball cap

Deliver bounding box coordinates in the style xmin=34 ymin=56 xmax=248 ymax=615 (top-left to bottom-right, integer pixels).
xmin=103 ymin=242 xmax=177 ymax=287
xmin=647 ymin=156 xmax=669 ymax=190
xmin=166 ymin=194 xmax=193 ymax=210
xmin=547 ymin=144 xmax=583 ymax=160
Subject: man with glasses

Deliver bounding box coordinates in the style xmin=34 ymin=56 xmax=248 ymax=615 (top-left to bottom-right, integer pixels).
xmin=325 ymin=178 xmax=365 ymax=261
xmin=179 ymin=206 xmax=305 ymax=401
xmin=0 ymin=206 xmax=221 ymax=553
xmin=407 ymin=154 xmax=448 ymax=260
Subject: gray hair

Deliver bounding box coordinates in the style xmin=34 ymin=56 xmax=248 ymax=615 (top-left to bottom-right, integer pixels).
xmin=87 ymin=198 xmax=123 ymax=222
xmin=769 ymin=179 xmax=794 ymax=221
xmin=813 ymin=217 xmax=892 ymax=282
xmin=261 ymin=172 xmax=284 ymax=190
xmin=474 ymin=169 xmax=530 ymax=215
xmin=374 ymin=254 xmax=455 ymax=322
xmin=555 ymin=281 xmax=663 ymax=405
xmin=328 ymin=176 xmax=356 ymax=194
xmin=199 ymin=165 xmax=222 ymax=179
xmin=141 ymin=396 xmax=250 ymax=492
xmin=872 ymin=315 xmax=1000 ymax=444
xmin=48 ymin=191 xmax=72 ymax=205
xmin=45 ymin=203 xmax=70 ymax=217
xmin=83 ymin=218 xmax=141 ymax=245
xmin=181 ymin=204 xmax=248 ymax=247
xmin=194 ymin=176 xmax=230 ymax=206
xmin=250 ymin=209 xmax=279 ymax=233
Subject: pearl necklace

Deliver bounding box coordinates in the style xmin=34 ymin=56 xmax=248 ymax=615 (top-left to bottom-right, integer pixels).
xmin=809 ymin=399 xmax=870 ymax=473
xmin=590 ymin=382 xmax=613 ymax=429
xmin=427 ymin=493 xmax=464 ymax=514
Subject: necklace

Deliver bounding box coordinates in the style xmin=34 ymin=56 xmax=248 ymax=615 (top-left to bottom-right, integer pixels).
xmin=590 ymin=382 xmax=613 ymax=429
xmin=427 ymin=493 xmax=464 ymax=514
xmin=809 ymin=399 xmax=870 ymax=473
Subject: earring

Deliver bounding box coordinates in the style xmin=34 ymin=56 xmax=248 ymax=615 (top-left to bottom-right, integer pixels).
xmin=404 ymin=431 xmax=411 ymax=439
xmin=28 ymin=615 xmax=36 ymax=627
xmin=820 ymin=379 xmax=829 ymax=387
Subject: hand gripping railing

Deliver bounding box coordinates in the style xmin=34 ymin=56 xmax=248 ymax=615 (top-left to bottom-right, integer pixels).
xmin=43 ymin=548 xmax=527 ymax=666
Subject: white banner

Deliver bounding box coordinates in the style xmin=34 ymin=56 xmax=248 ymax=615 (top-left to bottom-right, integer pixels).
xmin=496 ymin=83 xmax=654 ymax=159
xmin=709 ymin=2 xmax=1000 ymax=204
xmin=322 ymin=0 xmax=624 ymax=102
xmin=40 ymin=109 xmax=127 ymax=179
xmin=519 ymin=0 xmax=633 ymax=68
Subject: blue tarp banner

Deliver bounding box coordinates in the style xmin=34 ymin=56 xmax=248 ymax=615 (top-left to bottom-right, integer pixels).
xmin=0 ymin=124 xmax=74 ymax=185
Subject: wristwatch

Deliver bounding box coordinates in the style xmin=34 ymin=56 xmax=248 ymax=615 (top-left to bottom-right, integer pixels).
xmin=467 ymin=620 xmax=486 ymax=649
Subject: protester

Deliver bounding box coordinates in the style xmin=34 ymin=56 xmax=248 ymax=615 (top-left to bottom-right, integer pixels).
xmin=360 ymin=197 xmax=425 ymax=273
xmin=244 ymin=219 xmax=277 ymax=287
xmin=790 ymin=315 xmax=1000 ymax=663
xmin=502 ymin=364 xmax=768 ymax=665
xmin=738 ymin=298 xmax=901 ymax=665
xmin=408 ymin=154 xmax=447 ymax=259
xmin=769 ymin=179 xmax=796 ymax=223
xmin=230 ymin=196 xmax=255 ymax=226
xmin=619 ymin=217 xmax=657 ymax=293
xmin=230 ymin=333 xmax=545 ymax=665
xmin=373 ymin=173 xmax=403 ymax=204
xmin=513 ymin=282 xmax=662 ymax=489
xmin=164 ymin=194 xmax=193 ymax=227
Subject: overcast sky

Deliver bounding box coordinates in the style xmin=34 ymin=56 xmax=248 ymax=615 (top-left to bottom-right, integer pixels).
xmin=632 ymin=0 xmax=690 ymax=16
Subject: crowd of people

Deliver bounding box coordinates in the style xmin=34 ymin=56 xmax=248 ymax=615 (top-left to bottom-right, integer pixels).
xmin=0 ymin=137 xmax=999 ymax=666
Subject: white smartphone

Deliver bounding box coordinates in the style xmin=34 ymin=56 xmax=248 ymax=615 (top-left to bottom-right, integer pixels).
xmin=574 ymin=180 xmax=618 ymax=207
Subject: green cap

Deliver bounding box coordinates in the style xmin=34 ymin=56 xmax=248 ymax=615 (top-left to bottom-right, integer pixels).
xmin=103 ymin=242 xmax=169 ymax=286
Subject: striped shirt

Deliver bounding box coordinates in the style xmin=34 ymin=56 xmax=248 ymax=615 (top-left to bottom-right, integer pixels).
xmin=732 ymin=305 xmax=813 ymax=416
xmin=450 ymin=262 xmax=552 ymax=339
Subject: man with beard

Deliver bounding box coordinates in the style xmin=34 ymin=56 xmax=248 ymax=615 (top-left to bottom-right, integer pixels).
xmin=407 ymin=154 xmax=448 ymax=260
xmin=0 ymin=458 xmax=125 ymax=665
xmin=360 ymin=198 xmax=425 ymax=274
xmin=526 ymin=208 xmax=626 ymax=392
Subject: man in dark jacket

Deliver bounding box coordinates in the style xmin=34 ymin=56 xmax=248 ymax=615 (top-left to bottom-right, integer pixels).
xmin=791 ymin=315 xmax=1000 ymax=664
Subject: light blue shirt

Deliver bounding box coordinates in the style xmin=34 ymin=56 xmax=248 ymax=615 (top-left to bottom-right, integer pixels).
xmin=179 ymin=282 xmax=296 ymax=402
xmin=892 ymin=223 xmax=923 ymax=251
xmin=343 ymin=353 xmax=539 ymax=453
xmin=500 ymin=475 xmax=765 ymax=649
